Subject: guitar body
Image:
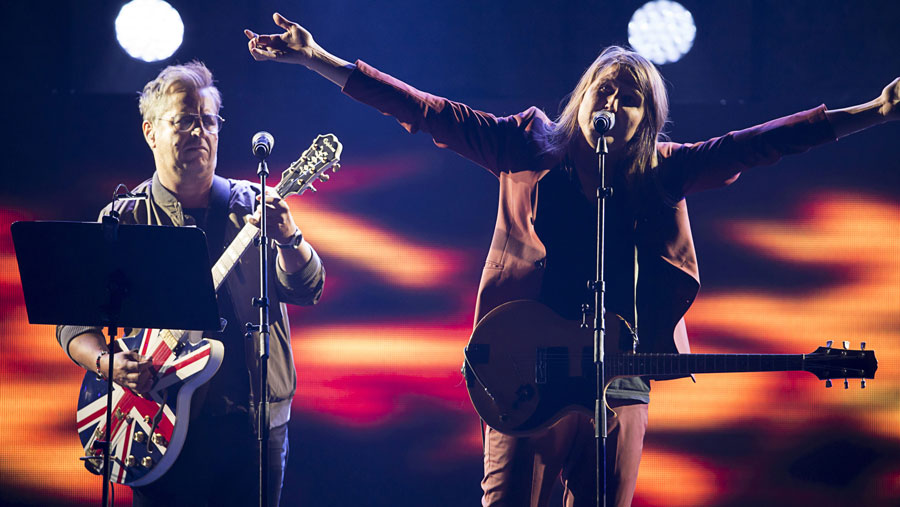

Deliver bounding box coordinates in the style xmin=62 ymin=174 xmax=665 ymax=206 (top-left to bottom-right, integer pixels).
xmin=464 ymin=300 xmax=877 ymax=436
xmin=464 ymin=300 xmax=597 ymax=436
xmin=76 ymin=328 xmax=223 ymax=486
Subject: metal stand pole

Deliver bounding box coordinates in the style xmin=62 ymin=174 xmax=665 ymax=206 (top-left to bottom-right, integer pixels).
xmin=100 ymin=326 xmax=117 ymax=507
xmin=249 ymin=156 xmax=271 ymax=507
xmin=99 ymin=207 xmax=122 ymax=507
xmin=593 ymin=136 xmax=611 ymax=507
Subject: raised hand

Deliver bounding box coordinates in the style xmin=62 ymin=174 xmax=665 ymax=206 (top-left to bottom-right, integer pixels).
xmin=825 ymin=76 xmax=900 ymax=138
xmin=244 ymin=12 xmax=354 ymax=87
xmin=245 ymin=13 xmax=317 ymax=66
xmin=879 ymin=77 xmax=900 ymax=121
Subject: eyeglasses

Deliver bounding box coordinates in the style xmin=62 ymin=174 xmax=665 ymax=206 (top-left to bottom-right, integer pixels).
xmin=161 ymin=113 xmax=225 ymax=134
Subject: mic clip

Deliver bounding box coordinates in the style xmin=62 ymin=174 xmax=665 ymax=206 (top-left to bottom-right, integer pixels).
xmin=114 ymin=191 xmax=148 ymax=201
xmin=112 ymin=184 xmax=148 ymax=204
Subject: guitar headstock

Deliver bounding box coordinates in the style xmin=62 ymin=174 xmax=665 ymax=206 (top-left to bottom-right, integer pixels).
xmin=274 ymin=133 xmax=342 ymax=198
xmin=806 ymin=340 xmax=877 ymax=388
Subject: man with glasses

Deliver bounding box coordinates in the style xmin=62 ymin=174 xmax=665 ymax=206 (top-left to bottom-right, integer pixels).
xmin=56 ymin=61 xmax=325 ymax=506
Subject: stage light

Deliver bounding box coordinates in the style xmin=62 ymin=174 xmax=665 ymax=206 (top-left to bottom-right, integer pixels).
xmin=628 ymin=0 xmax=696 ymax=65
xmin=115 ymin=0 xmax=184 ymax=62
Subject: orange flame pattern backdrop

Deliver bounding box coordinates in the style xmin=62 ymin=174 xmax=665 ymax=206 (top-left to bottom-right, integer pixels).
xmin=4 ymin=1 xmax=900 ymax=504
xmin=1 ymin=185 xmax=898 ymax=505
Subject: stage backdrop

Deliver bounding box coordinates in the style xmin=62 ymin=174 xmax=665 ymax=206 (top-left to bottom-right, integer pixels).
xmin=2 ymin=1 xmax=898 ymax=506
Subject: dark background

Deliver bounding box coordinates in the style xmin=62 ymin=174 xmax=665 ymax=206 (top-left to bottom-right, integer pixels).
xmin=1 ymin=1 xmax=898 ymax=506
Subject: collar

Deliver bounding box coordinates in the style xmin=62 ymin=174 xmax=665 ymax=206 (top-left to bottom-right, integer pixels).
xmin=151 ymin=172 xmax=184 ymax=225
xmin=150 ymin=173 xmax=231 ymax=226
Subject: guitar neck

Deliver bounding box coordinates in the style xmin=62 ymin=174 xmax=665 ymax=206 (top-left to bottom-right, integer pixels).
xmin=608 ymin=353 xmax=806 ymax=378
xmin=205 ymin=134 xmax=340 ymax=291
xmin=211 ymin=222 xmax=259 ymax=291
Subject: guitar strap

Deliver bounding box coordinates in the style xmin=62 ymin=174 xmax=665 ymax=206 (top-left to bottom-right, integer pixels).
xmin=604 ymin=169 xmax=639 ymax=352
xmin=628 ymin=243 xmax=638 ymax=346
xmin=204 ymin=176 xmax=232 ymax=257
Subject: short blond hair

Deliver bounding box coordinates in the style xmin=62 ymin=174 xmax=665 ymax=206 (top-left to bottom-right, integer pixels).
xmin=138 ymin=61 xmax=222 ymax=121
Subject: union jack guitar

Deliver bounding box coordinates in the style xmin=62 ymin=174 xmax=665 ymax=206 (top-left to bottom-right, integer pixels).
xmin=76 ymin=134 xmax=342 ymax=486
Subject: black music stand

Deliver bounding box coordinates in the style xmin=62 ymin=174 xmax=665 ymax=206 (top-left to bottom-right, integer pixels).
xmin=11 ymin=220 xmax=220 ymax=507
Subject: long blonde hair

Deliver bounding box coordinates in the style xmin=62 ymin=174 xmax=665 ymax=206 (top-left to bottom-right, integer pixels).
xmin=542 ymin=46 xmax=669 ymax=183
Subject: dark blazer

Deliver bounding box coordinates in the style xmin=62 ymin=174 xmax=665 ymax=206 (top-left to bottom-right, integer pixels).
xmin=343 ymin=60 xmax=836 ymax=354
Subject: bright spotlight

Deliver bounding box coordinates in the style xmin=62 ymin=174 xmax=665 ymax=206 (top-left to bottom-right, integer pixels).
xmin=115 ymin=0 xmax=184 ymax=62
xmin=628 ymin=0 xmax=696 ymax=65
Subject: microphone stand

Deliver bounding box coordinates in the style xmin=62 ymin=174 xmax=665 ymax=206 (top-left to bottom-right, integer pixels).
xmin=98 ymin=323 xmax=117 ymax=507
xmin=247 ymin=151 xmax=271 ymax=507
xmin=591 ymin=136 xmax=611 ymax=507
xmin=99 ymin=209 xmax=120 ymax=507
xmin=92 ymin=194 xmax=129 ymax=507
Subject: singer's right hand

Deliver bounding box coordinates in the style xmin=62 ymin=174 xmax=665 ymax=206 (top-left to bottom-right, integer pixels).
xmin=245 ymin=13 xmax=317 ymax=66
xmin=68 ymin=333 xmax=154 ymax=395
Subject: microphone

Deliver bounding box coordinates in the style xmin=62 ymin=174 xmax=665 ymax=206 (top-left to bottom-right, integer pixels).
xmin=252 ymin=131 xmax=275 ymax=159
xmin=591 ymin=110 xmax=615 ymax=134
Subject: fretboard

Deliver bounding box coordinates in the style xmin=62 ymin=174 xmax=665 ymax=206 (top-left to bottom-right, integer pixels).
xmin=158 ymin=329 xmax=182 ymax=350
xmin=607 ymin=353 xmax=806 ymax=378
xmin=211 ymin=222 xmax=260 ymax=290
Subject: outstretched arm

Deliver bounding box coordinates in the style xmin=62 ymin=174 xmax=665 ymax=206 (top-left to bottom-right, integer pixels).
xmin=245 ymin=13 xmax=548 ymax=176
xmin=826 ymin=77 xmax=899 ymax=138
xmin=245 ymin=12 xmax=354 ymax=88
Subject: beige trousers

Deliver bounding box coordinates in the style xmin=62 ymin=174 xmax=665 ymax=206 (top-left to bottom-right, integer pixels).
xmin=481 ymin=401 xmax=648 ymax=507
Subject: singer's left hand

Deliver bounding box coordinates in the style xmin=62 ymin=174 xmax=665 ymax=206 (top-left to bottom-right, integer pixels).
xmin=246 ymin=187 xmax=298 ymax=244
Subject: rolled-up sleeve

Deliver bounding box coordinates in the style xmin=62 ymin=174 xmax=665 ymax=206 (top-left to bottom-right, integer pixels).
xmin=56 ymin=325 xmax=102 ymax=363
xmin=275 ymin=243 xmax=325 ymax=306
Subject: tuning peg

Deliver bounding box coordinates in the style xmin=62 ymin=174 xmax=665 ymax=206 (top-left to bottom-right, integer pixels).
xmin=842 ymin=340 xmax=850 ymax=350
xmin=843 ymin=378 xmax=849 ymax=389
xmin=825 ymin=379 xmax=833 ymax=388
xmin=332 ymin=163 xmax=341 ymax=172
xmin=861 ymin=379 xmax=866 ymax=389
xmin=309 ymin=184 xmax=318 ymax=193
xmin=860 ymin=341 xmax=866 ymax=350
xmin=319 ymin=173 xmax=330 ymax=181
xmin=826 ymin=340 xmax=833 ymax=348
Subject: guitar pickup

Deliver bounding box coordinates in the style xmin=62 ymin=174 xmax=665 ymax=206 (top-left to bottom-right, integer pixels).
xmin=536 ymin=347 xmax=568 ymax=384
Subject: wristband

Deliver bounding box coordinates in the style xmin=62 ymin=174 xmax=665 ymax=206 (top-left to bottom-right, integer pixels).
xmin=95 ymin=350 xmax=109 ymax=380
xmin=274 ymin=228 xmax=303 ymax=249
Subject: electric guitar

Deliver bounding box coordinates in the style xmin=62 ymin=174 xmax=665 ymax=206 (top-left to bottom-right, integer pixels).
xmin=76 ymin=134 xmax=342 ymax=486
xmin=463 ymin=300 xmax=878 ymax=436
